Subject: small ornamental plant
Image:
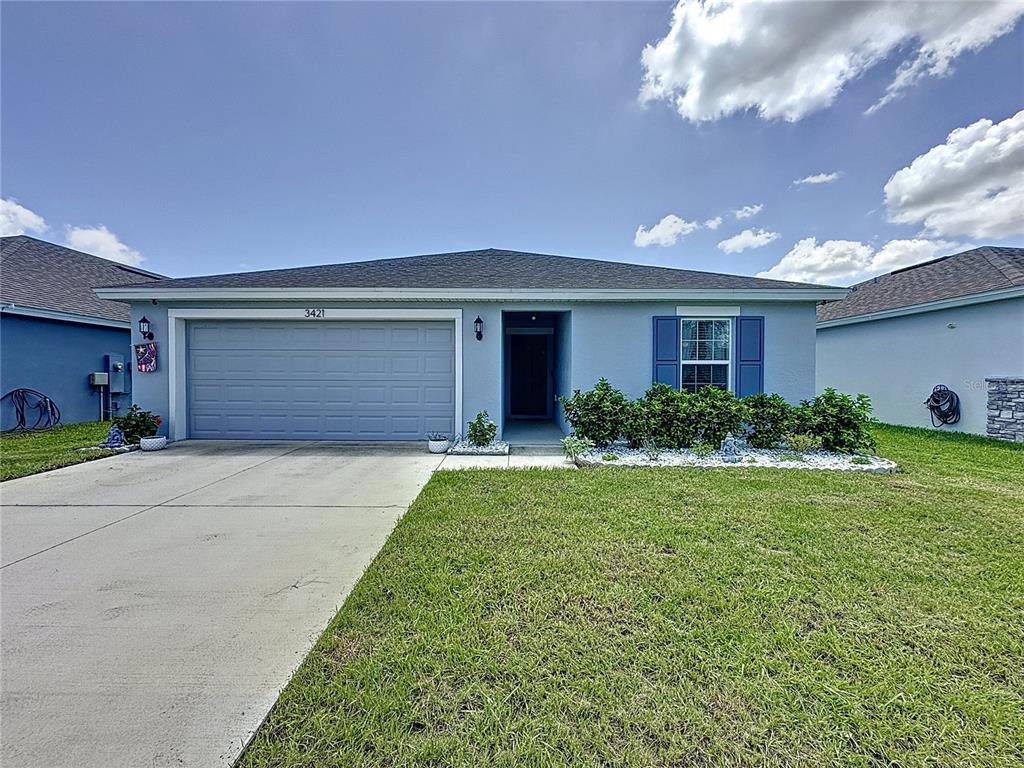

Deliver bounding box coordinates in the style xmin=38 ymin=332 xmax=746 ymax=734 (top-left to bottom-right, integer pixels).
xmin=466 ymin=411 xmax=498 ymax=447
xmin=561 ymin=435 xmax=593 ymax=464
xmin=113 ymin=405 xmax=161 ymax=444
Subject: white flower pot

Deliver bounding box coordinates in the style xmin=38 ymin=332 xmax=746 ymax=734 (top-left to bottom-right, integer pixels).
xmin=427 ymin=439 xmax=450 ymax=454
xmin=139 ymin=436 xmax=167 ymax=452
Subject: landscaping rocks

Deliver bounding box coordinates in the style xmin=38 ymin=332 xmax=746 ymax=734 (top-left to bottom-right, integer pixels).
xmin=448 ymin=439 xmax=510 ymax=455
xmin=576 ymin=445 xmax=897 ymax=473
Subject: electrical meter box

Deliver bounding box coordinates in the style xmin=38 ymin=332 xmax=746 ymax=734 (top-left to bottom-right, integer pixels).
xmin=106 ymin=353 xmax=127 ymax=394
xmin=89 ymin=372 xmax=109 ymax=387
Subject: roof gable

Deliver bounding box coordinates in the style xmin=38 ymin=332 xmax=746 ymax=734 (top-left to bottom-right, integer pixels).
xmin=816 ymin=247 xmax=1024 ymax=323
xmin=1 ymin=236 xmax=163 ymax=323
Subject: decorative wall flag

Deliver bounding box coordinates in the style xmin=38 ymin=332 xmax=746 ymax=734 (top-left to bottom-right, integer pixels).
xmin=134 ymin=343 xmax=157 ymax=373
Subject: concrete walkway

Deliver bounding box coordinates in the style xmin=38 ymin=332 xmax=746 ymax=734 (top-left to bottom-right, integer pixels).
xmin=0 ymin=441 xmax=444 ymax=768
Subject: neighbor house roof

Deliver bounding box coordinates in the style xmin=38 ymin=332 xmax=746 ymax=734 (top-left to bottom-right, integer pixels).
xmin=94 ymin=248 xmax=847 ymax=301
xmin=817 ymin=247 xmax=1024 ymax=325
xmin=1 ymin=236 xmax=164 ymax=325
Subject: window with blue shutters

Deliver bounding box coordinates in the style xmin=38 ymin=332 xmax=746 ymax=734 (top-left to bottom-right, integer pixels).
xmin=653 ymin=315 xmax=764 ymax=396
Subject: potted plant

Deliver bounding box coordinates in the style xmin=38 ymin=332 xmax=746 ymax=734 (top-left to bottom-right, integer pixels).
xmin=113 ymin=405 xmax=165 ymax=451
xmin=426 ymin=432 xmax=450 ymax=454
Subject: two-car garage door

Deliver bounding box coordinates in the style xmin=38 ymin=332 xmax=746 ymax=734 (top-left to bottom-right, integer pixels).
xmin=187 ymin=321 xmax=455 ymax=440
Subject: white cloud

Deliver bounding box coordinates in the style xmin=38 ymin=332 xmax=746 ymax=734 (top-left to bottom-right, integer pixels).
xmin=634 ymin=214 xmax=700 ymax=247
xmin=717 ymin=228 xmax=780 ymax=254
xmin=65 ymin=225 xmax=145 ymax=267
xmin=757 ymin=238 xmax=874 ymax=283
xmin=869 ymin=238 xmax=967 ymax=273
xmin=0 ymin=198 xmax=47 ymax=236
xmin=794 ymin=172 xmax=841 ymax=186
xmin=704 ymin=216 xmax=723 ymax=230
xmin=757 ymin=236 xmax=966 ymax=284
xmin=734 ymin=204 xmax=763 ymax=220
xmin=639 ymin=0 xmax=1023 ymax=123
xmin=884 ymin=110 xmax=1024 ymax=239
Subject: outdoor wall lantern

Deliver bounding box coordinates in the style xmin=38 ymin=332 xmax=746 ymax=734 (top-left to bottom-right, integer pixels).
xmin=474 ymin=316 xmax=484 ymax=341
xmin=138 ymin=316 xmax=155 ymax=341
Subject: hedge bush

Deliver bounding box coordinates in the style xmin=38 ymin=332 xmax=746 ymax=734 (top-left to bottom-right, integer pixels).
xmin=796 ymin=388 xmax=875 ymax=453
xmin=743 ymin=392 xmax=794 ymax=448
xmin=623 ymin=384 xmax=695 ymax=449
xmin=559 ymin=378 xmax=629 ymax=447
xmin=689 ymin=386 xmax=747 ymax=446
xmin=559 ymin=380 xmax=874 ymax=454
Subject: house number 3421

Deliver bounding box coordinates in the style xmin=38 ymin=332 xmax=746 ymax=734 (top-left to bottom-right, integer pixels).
xmin=304 ymin=308 xmax=326 ymax=318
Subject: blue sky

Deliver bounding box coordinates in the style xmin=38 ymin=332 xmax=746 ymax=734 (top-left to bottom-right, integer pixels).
xmin=2 ymin=1 xmax=1022 ymax=283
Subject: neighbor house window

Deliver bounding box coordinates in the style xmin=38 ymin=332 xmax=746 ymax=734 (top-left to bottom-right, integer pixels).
xmin=681 ymin=318 xmax=731 ymax=392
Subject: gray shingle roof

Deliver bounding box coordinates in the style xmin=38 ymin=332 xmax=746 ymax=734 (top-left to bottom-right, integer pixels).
xmin=103 ymin=248 xmax=835 ymax=292
xmin=816 ymin=246 xmax=1024 ymax=323
xmin=1 ymin=236 xmax=163 ymax=323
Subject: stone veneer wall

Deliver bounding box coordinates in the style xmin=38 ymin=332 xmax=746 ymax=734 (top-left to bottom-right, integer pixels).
xmin=986 ymin=377 xmax=1024 ymax=442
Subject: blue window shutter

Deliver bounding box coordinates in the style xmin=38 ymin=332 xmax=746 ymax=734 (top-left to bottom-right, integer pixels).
xmin=652 ymin=316 xmax=680 ymax=389
xmin=735 ymin=316 xmax=764 ymax=397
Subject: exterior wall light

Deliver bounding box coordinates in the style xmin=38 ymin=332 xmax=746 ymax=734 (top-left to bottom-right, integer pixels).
xmin=139 ymin=316 xmax=154 ymax=341
xmin=474 ymin=316 xmax=484 ymax=341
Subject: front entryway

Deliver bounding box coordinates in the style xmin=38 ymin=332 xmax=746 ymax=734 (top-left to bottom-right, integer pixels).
xmin=503 ymin=311 xmax=569 ymax=436
xmin=507 ymin=331 xmax=552 ymax=418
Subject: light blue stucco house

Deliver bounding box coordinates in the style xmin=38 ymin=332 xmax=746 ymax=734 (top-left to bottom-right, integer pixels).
xmin=94 ymin=249 xmax=846 ymax=443
xmin=1 ymin=236 xmax=162 ymax=429
xmin=817 ymin=247 xmax=1024 ymax=440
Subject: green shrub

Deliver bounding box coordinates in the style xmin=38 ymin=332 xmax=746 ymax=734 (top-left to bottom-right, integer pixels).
xmin=466 ymin=411 xmax=497 ymax=447
xmin=689 ymin=386 xmax=747 ymax=446
xmin=602 ymin=452 xmax=619 ymax=462
xmin=779 ymin=451 xmax=806 ymax=462
xmin=785 ymin=432 xmax=822 ymax=453
xmin=112 ymin=404 xmax=161 ymax=444
xmin=561 ymin=434 xmax=593 ymax=463
xmin=798 ymin=388 xmax=875 ymax=453
xmin=559 ymin=378 xmax=629 ymax=447
xmin=744 ymin=393 xmax=793 ymax=448
xmin=623 ymin=383 xmax=695 ymax=449
xmin=692 ymin=440 xmax=715 ymax=458
xmin=851 ymin=456 xmax=872 ymax=465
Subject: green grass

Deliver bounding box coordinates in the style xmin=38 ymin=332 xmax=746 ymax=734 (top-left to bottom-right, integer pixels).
xmin=242 ymin=425 xmax=1024 ymax=767
xmin=0 ymin=421 xmax=117 ymax=481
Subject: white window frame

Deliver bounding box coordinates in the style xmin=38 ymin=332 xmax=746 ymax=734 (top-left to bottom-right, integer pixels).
xmin=680 ymin=317 xmax=732 ymax=393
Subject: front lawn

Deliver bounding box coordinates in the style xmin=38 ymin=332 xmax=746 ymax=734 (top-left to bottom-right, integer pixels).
xmin=242 ymin=425 xmax=1023 ymax=767
xmin=0 ymin=421 xmax=116 ymax=481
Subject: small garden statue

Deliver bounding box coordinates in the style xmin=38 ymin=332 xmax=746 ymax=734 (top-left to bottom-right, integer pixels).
xmin=720 ymin=432 xmax=742 ymax=463
xmin=97 ymin=424 xmax=126 ymax=449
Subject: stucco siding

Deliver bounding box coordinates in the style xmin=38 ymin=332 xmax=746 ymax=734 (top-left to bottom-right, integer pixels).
xmin=0 ymin=314 xmax=133 ymax=428
xmin=127 ymin=299 xmax=818 ymax=440
xmin=816 ymin=297 xmax=1024 ymax=435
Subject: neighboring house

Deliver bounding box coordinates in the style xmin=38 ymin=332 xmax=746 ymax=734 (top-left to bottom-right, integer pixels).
xmin=817 ymin=247 xmax=1024 ymax=440
xmin=0 ymin=236 xmax=163 ymax=429
xmin=94 ymin=249 xmax=845 ymax=442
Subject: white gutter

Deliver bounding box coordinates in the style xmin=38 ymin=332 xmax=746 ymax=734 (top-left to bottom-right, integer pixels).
xmin=0 ymin=303 xmax=130 ymax=329
xmin=94 ymin=286 xmax=849 ymax=302
xmin=816 ymin=286 xmax=1024 ymax=329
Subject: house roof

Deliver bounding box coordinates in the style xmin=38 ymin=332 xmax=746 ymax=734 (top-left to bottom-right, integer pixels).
xmin=816 ymin=247 xmax=1024 ymax=324
xmin=94 ymin=248 xmax=844 ymax=299
xmin=1 ymin=236 xmax=164 ymax=324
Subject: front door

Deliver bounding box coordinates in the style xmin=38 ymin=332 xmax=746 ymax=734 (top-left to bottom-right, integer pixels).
xmin=508 ymin=332 xmax=552 ymax=418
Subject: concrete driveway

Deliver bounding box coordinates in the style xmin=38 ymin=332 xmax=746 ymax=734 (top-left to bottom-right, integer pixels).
xmin=0 ymin=441 xmax=443 ymax=768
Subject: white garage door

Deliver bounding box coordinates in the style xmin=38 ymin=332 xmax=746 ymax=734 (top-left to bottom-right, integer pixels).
xmin=187 ymin=320 xmax=455 ymax=440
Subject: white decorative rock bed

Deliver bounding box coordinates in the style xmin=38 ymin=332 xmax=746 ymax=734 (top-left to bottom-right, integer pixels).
xmin=448 ymin=439 xmax=510 ymax=456
xmin=576 ymin=446 xmax=897 ymax=473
